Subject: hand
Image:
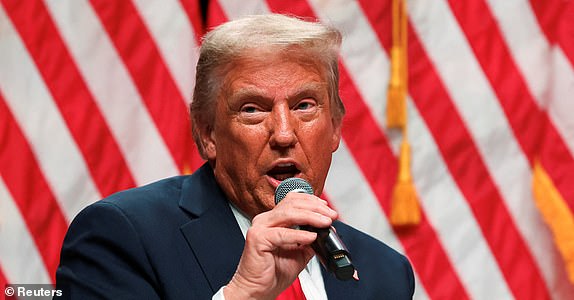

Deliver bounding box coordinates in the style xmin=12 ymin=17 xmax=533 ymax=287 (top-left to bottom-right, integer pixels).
xmin=223 ymin=193 xmax=338 ymax=300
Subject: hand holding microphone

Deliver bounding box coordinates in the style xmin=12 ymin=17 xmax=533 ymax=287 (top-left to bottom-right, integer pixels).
xmin=225 ymin=178 xmax=355 ymax=299
xmin=225 ymin=179 xmax=338 ymax=299
xmin=275 ymin=178 xmax=356 ymax=281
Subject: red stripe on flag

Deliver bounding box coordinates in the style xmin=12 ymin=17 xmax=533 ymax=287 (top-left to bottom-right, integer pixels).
xmin=529 ymin=0 xmax=574 ymax=217
xmin=405 ymin=21 xmax=552 ymax=300
xmin=338 ymin=67 xmax=470 ymax=300
xmin=529 ymin=0 xmax=574 ymax=67
xmin=447 ymin=0 xmax=541 ymax=160
xmin=206 ymin=0 xmax=229 ymax=29
xmin=528 ymin=0 xmax=564 ymax=45
xmin=540 ymin=115 xmax=574 ymax=209
xmin=557 ymin=3 xmax=574 ymax=68
xmin=262 ymin=1 xmax=471 ymax=299
xmin=351 ymin=0 xmax=552 ymax=297
xmin=0 ymin=267 xmax=7 ymax=291
xmin=90 ymin=0 xmax=196 ymax=173
xmin=447 ymin=0 xmax=574 ymax=216
xmin=0 ymin=94 xmax=68 ymax=283
xmin=1 ymin=0 xmax=136 ymax=197
xmin=179 ymin=0 xmax=204 ymax=43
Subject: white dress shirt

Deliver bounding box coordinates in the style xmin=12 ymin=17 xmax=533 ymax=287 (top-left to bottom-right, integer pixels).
xmin=212 ymin=203 xmax=328 ymax=300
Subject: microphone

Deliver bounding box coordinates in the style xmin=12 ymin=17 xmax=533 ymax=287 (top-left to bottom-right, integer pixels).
xmin=274 ymin=178 xmax=356 ymax=281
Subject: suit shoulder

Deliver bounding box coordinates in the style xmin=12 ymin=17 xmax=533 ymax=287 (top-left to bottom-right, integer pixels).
xmin=68 ymin=175 xmax=192 ymax=230
xmin=102 ymin=175 xmax=190 ymax=210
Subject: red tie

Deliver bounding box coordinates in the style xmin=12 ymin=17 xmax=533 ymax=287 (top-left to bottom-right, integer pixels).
xmin=276 ymin=277 xmax=307 ymax=300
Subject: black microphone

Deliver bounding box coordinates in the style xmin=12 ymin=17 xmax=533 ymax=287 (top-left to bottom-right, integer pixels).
xmin=274 ymin=178 xmax=355 ymax=281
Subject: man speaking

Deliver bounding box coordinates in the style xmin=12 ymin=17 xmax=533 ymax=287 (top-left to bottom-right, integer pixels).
xmin=55 ymin=14 xmax=415 ymax=299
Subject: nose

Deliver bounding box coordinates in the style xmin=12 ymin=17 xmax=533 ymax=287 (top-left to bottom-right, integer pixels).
xmin=269 ymin=104 xmax=297 ymax=148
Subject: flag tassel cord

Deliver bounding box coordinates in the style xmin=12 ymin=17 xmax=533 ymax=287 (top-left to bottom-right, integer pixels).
xmin=532 ymin=159 xmax=574 ymax=285
xmin=388 ymin=0 xmax=421 ymax=227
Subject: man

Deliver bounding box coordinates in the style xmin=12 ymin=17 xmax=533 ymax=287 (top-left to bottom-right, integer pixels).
xmin=55 ymin=14 xmax=415 ymax=299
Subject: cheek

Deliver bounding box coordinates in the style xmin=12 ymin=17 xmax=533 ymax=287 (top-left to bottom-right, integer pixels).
xmin=305 ymin=130 xmax=336 ymax=163
xmin=215 ymin=123 xmax=268 ymax=162
xmin=304 ymin=123 xmax=339 ymax=168
xmin=304 ymin=119 xmax=338 ymax=148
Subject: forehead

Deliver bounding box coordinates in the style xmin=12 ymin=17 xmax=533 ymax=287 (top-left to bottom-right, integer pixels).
xmin=220 ymin=50 xmax=328 ymax=98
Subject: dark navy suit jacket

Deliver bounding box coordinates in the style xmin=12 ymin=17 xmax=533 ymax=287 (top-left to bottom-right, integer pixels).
xmin=55 ymin=164 xmax=415 ymax=299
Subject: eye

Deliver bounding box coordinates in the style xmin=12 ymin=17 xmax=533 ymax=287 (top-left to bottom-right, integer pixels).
xmin=240 ymin=104 xmax=261 ymax=113
xmin=238 ymin=103 xmax=267 ymax=124
xmin=294 ymin=100 xmax=316 ymax=111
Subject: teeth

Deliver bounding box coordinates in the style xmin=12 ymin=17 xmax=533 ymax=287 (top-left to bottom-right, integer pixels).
xmin=275 ymin=174 xmax=291 ymax=181
xmin=277 ymin=163 xmax=294 ymax=167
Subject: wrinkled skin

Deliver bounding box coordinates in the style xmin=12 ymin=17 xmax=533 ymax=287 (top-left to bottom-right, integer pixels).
xmin=197 ymin=50 xmax=342 ymax=299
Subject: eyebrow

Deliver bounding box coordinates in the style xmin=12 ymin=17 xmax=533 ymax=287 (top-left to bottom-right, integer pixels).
xmin=229 ymin=82 xmax=328 ymax=103
xmin=289 ymin=82 xmax=328 ymax=100
xmin=228 ymin=87 xmax=268 ymax=103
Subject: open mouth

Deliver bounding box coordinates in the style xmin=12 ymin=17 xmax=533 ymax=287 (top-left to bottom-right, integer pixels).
xmin=267 ymin=163 xmax=301 ymax=181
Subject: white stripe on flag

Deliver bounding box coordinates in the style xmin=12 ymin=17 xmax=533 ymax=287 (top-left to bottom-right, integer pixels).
xmin=218 ymin=0 xmax=271 ymax=17
xmin=308 ymin=0 xmax=394 ymax=148
xmin=409 ymin=0 xmax=564 ymax=295
xmin=0 ymin=5 xmax=100 ymax=220
xmin=44 ymin=0 xmax=180 ymax=187
xmin=308 ymin=1 xmax=511 ymax=297
xmin=326 ymin=141 xmax=429 ymax=300
xmin=486 ymin=0 xmax=574 ymax=158
xmin=486 ymin=1 xmax=574 ymax=297
xmin=549 ymin=49 xmax=574 ymax=157
xmin=131 ymin=0 xmax=199 ymax=101
xmin=310 ymin=1 xmax=510 ymax=298
xmin=485 ymin=0 xmax=551 ymax=105
xmin=0 ymin=176 xmax=52 ymax=284
xmin=408 ymin=104 xmax=514 ymax=299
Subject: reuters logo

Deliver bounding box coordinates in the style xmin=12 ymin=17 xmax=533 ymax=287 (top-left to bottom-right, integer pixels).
xmin=4 ymin=286 xmax=15 ymax=296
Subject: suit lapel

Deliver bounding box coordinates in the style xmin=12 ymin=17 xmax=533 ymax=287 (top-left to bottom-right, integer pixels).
xmin=321 ymin=262 xmax=358 ymax=299
xmin=178 ymin=164 xmax=245 ymax=293
xmin=322 ymin=268 xmax=345 ymax=298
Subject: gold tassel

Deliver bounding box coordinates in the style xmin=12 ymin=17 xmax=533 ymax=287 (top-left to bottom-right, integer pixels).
xmin=388 ymin=0 xmax=419 ymax=227
xmin=386 ymin=0 xmax=407 ymax=129
xmin=532 ymin=159 xmax=574 ymax=285
xmin=387 ymin=48 xmax=406 ymax=128
xmin=390 ymin=136 xmax=421 ymax=227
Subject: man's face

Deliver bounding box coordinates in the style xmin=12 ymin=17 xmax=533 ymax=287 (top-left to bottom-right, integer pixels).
xmin=200 ymin=51 xmax=342 ymax=218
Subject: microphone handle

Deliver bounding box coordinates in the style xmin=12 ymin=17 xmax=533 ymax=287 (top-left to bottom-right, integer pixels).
xmin=300 ymin=225 xmax=355 ymax=281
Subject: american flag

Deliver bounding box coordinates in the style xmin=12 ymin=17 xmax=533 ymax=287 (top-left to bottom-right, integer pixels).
xmin=1 ymin=0 xmax=573 ymax=299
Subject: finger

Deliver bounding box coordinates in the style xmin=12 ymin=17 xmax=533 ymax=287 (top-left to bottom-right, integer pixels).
xmin=246 ymin=226 xmax=317 ymax=251
xmin=282 ymin=194 xmax=338 ymax=218
xmin=279 ymin=193 xmax=332 ymax=211
xmin=259 ymin=194 xmax=338 ymax=225
xmin=254 ymin=207 xmax=334 ymax=229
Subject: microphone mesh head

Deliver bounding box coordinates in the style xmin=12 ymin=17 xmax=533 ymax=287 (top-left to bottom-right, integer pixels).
xmin=274 ymin=178 xmax=314 ymax=204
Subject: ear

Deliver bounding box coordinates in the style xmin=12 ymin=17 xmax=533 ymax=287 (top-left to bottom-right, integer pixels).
xmin=330 ymin=120 xmax=342 ymax=152
xmin=199 ymin=125 xmax=217 ymax=161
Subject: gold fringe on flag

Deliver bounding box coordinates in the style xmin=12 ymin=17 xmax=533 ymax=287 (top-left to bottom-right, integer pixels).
xmin=386 ymin=0 xmax=408 ymax=129
xmin=387 ymin=0 xmax=421 ymax=227
xmin=532 ymin=159 xmax=574 ymax=285
xmin=390 ymin=132 xmax=421 ymax=226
